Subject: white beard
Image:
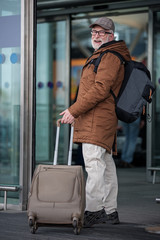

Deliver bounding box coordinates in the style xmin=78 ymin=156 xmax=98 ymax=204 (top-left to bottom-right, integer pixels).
xmin=91 ymin=35 xmax=110 ymax=51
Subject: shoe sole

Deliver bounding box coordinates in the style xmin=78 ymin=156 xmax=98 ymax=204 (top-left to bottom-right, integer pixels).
xmin=84 ymin=217 xmax=120 ymax=227
xmin=105 ymin=218 xmax=120 ymax=224
xmin=83 ymin=210 xmax=120 ymax=228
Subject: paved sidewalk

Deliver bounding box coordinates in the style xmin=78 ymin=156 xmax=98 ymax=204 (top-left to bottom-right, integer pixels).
xmin=0 ymin=167 xmax=160 ymax=240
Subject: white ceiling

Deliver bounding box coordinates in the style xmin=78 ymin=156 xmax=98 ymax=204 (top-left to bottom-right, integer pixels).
xmin=107 ymin=13 xmax=148 ymax=29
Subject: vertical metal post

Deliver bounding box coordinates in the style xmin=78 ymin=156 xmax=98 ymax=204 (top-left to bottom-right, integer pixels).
xmin=146 ymin=9 xmax=154 ymax=182
xmin=65 ymin=16 xmax=71 ymax=162
xmin=68 ymin=125 xmax=74 ymax=166
xmin=53 ymin=126 xmax=60 ymax=165
xmin=20 ymin=0 xmax=35 ymax=210
xmin=4 ymin=191 xmax=7 ymax=211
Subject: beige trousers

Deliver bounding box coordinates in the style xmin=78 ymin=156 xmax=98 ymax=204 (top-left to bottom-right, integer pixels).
xmin=82 ymin=143 xmax=118 ymax=214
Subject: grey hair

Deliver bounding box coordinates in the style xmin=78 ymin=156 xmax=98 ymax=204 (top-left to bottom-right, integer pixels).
xmin=109 ymin=30 xmax=116 ymax=40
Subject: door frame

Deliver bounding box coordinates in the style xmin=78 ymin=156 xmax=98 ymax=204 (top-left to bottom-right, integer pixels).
xmin=20 ymin=0 xmax=36 ymax=210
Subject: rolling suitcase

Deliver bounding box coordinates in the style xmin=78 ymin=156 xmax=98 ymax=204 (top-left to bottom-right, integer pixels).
xmin=27 ymin=120 xmax=85 ymax=235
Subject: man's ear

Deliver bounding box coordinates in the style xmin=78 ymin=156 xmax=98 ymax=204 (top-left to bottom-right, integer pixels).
xmin=110 ymin=34 xmax=114 ymax=41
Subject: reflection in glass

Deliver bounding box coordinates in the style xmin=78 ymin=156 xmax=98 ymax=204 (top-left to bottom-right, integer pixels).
xmin=152 ymin=12 xmax=160 ymax=167
xmin=0 ymin=0 xmax=21 ymax=204
xmin=36 ymin=21 xmax=69 ymax=166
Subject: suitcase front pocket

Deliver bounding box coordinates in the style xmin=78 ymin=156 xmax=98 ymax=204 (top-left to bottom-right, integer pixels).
xmin=37 ymin=170 xmax=77 ymax=203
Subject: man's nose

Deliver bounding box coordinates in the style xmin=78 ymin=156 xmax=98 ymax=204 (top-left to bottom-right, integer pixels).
xmin=95 ymin=32 xmax=100 ymax=37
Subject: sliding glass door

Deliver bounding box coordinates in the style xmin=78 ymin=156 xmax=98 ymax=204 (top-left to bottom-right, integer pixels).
xmin=151 ymin=11 xmax=160 ymax=167
xmin=0 ymin=0 xmax=21 ymax=205
xmin=35 ymin=19 xmax=70 ymax=166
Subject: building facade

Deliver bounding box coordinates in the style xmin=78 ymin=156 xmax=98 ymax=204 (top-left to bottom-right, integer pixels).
xmin=0 ymin=0 xmax=160 ymax=210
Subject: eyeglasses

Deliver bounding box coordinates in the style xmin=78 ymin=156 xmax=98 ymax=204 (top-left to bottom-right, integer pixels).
xmin=91 ymin=30 xmax=112 ymax=37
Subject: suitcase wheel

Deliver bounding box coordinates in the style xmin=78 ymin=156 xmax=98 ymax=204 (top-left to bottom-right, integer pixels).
xmin=72 ymin=217 xmax=81 ymax=235
xmin=28 ymin=217 xmax=38 ymax=234
xmin=29 ymin=218 xmax=34 ymax=227
xmin=30 ymin=226 xmax=36 ymax=234
xmin=30 ymin=223 xmax=38 ymax=234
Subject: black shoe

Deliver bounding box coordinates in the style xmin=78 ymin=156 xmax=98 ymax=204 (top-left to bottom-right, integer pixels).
xmin=83 ymin=209 xmax=107 ymax=228
xmin=105 ymin=211 xmax=120 ymax=224
xmin=83 ymin=209 xmax=120 ymax=228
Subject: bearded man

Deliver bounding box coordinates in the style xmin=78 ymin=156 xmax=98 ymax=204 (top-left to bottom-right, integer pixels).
xmin=60 ymin=17 xmax=131 ymax=227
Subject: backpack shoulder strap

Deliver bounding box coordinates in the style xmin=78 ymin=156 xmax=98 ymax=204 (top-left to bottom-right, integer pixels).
xmin=93 ymin=50 xmax=125 ymax=73
xmin=108 ymin=50 xmax=126 ymax=64
xmin=93 ymin=50 xmax=108 ymax=73
xmin=93 ymin=50 xmax=126 ymax=102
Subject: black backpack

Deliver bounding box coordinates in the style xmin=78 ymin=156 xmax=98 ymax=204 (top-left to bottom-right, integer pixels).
xmin=92 ymin=50 xmax=155 ymax=123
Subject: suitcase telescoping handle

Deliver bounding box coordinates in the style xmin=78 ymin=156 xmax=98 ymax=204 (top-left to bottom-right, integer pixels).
xmin=53 ymin=119 xmax=74 ymax=166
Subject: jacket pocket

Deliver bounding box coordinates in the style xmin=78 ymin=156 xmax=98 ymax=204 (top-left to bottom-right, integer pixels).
xmin=74 ymin=108 xmax=95 ymax=132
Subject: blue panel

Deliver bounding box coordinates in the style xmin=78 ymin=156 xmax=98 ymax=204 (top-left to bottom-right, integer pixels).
xmin=0 ymin=54 xmax=5 ymax=63
xmin=0 ymin=15 xmax=20 ymax=48
xmin=10 ymin=53 xmax=19 ymax=64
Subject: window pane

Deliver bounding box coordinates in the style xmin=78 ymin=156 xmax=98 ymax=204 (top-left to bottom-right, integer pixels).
xmin=0 ymin=0 xmax=21 ymax=204
xmin=36 ymin=21 xmax=69 ymax=166
xmin=153 ymin=12 xmax=160 ymax=166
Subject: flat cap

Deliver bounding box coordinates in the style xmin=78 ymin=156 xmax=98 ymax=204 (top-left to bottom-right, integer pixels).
xmin=89 ymin=17 xmax=115 ymax=32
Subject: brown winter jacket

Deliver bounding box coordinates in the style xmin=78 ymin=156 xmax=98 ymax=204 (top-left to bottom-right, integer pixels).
xmin=69 ymin=40 xmax=131 ymax=154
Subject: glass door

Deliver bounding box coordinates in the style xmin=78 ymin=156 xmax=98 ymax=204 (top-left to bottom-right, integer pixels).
xmin=71 ymin=12 xmax=149 ymax=166
xmin=151 ymin=11 xmax=160 ymax=167
xmin=35 ymin=19 xmax=70 ymax=166
xmin=0 ymin=0 xmax=21 ymax=205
